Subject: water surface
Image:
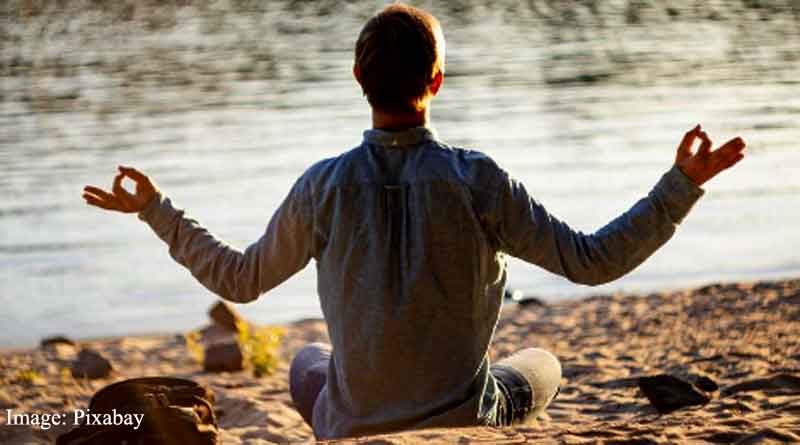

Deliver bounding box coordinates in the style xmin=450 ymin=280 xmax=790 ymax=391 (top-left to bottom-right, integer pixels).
xmin=2 ymin=1 xmax=799 ymax=347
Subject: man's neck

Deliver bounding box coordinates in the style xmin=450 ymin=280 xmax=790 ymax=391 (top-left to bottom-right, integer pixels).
xmin=371 ymin=107 xmax=430 ymax=131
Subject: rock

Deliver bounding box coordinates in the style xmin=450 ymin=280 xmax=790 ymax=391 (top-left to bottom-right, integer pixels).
xmin=208 ymin=301 xmax=244 ymax=332
xmin=41 ymin=336 xmax=78 ymax=362
xmin=203 ymin=341 xmax=244 ymax=373
xmin=40 ymin=335 xmax=76 ymax=348
xmin=518 ymin=297 xmax=547 ymax=308
xmin=71 ymin=348 xmax=113 ymax=379
xmin=638 ymin=374 xmax=710 ymax=414
xmin=692 ymin=375 xmax=719 ymax=392
xmin=655 ymin=369 xmax=719 ymax=392
xmin=505 ymin=289 xmax=546 ymax=308
xmin=198 ymin=323 xmax=239 ymax=345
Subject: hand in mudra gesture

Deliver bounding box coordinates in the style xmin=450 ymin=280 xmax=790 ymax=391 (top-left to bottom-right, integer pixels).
xmin=83 ymin=166 xmax=159 ymax=213
xmin=676 ymin=124 xmax=746 ymax=186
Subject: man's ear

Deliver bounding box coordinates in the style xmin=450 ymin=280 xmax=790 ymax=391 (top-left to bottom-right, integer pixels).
xmin=353 ymin=64 xmax=362 ymax=87
xmin=429 ymin=70 xmax=444 ymax=96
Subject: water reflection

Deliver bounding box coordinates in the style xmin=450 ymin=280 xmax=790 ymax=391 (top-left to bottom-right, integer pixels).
xmin=1 ymin=1 xmax=799 ymax=346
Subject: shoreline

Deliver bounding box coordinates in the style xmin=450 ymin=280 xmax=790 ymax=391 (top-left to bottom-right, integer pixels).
xmin=3 ymin=271 xmax=799 ymax=353
xmin=2 ymin=276 xmax=799 ymax=444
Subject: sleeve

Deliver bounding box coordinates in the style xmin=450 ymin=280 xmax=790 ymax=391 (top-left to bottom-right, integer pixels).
xmin=137 ymin=177 xmax=314 ymax=303
xmin=494 ymin=165 xmax=704 ymax=285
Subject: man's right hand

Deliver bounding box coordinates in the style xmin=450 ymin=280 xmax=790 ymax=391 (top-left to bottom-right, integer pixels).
xmin=675 ymin=124 xmax=746 ymax=187
xmin=83 ymin=166 xmax=159 ymax=213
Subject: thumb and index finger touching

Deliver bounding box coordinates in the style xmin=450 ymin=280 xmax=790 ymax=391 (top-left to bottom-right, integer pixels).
xmin=118 ymin=165 xmax=148 ymax=183
xmin=677 ymin=124 xmax=714 ymax=160
xmin=82 ymin=165 xmax=153 ymax=213
xmin=675 ymin=124 xmax=747 ymax=185
xmin=113 ymin=165 xmax=151 ymax=198
xmin=693 ymin=126 xmax=746 ymax=165
xmin=697 ymin=129 xmax=712 ymax=156
xmin=112 ymin=171 xmax=134 ymax=201
xmin=676 ymin=124 xmax=701 ymax=162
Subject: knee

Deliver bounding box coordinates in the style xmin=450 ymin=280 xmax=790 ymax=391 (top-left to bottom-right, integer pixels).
xmin=291 ymin=343 xmax=331 ymax=369
xmin=524 ymin=348 xmax=561 ymax=412
xmin=526 ymin=348 xmax=561 ymax=380
xmin=499 ymin=348 xmax=561 ymax=380
xmin=289 ymin=343 xmax=331 ymax=397
xmin=498 ymin=348 xmax=562 ymax=413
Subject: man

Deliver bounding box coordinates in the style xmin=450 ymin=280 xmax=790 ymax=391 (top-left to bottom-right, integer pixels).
xmin=82 ymin=3 xmax=746 ymax=440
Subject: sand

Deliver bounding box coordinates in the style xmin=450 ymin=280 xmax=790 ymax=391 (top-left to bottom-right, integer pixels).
xmin=1 ymin=277 xmax=799 ymax=444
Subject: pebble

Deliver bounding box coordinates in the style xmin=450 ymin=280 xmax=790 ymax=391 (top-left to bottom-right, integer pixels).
xmin=71 ymin=348 xmax=113 ymax=379
xmin=203 ymin=341 xmax=244 ymax=373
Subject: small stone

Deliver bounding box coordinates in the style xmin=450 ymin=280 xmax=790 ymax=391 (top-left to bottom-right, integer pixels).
xmin=208 ymin=301 xmax=244 ymax=332
xmin=692 ymin=375 xmax=719 ymax=392
xmin=71 ymin=348 xmax=113 ymax=379
xmin=203 ymin=341 xmax=244 ymax=373
xmin=505 ymin=289 xmax=546 ymax=308
xmin=638 ymin=374 xmax=710 ymax=414
xmin=517 ymin=296 xmax=546 ymax=308
xmin=40 ymin=336 xmax=76 ymax=348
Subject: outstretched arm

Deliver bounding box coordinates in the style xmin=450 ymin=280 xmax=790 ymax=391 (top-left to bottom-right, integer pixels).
xmin=82 ymin=166 xmax=314 ymax=303
xmin=495 ymin=125 xmax=746 ymax=285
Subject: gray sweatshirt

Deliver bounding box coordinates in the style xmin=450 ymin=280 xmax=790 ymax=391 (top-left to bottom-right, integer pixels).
xmin=138 ymin=126 xmax=704 ymax=439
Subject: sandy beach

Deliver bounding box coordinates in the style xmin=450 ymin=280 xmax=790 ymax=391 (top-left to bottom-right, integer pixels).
xmin=1 ymin=277 xmax=798 ymax=444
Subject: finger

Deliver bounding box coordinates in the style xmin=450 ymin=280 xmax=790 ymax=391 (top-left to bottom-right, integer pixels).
xmin=83 ymin=193 xmax=122 ymax=211
xmin=83 ymin=189 xmax=119 ymax=206
xmin=112 ymin=174 xmax=137 ymax=211
xmin=697 ymin=131 xmax=712 ymax=156
xmin=112 ymin=173 xmax=135 ymax=200
xmin=718 ymin=152 xmax=745 ymax=171
xmin=118 ymin=165 xmax=148 ymax=183
xmin=677 ymin=124 xmax=701 ymax=158
xmin=83 ymin=185 xmax=125 ymax=209
xmin=714 ymin=137 xmax=747 ymax=157
xmin=83 ymin=185 xmax=116 ymax=202
xmin=112 ymin=173 xmax=124 ymax=194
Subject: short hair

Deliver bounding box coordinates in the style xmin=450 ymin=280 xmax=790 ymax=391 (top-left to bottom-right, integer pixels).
xmin=354 ymin=3 xmax=444 ymax=114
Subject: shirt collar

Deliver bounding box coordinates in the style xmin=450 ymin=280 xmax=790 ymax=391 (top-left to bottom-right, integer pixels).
xmin=362 ymin=126 xmax=438 ymax=148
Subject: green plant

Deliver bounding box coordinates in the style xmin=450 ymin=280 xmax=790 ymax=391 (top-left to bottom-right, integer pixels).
xmin=13 ymin=369 xmax=42 ymax=385
xmin=184 ymin=330 xmax=205 ymax=364
xmin=236 ymin=321 xmax=284 ymax=378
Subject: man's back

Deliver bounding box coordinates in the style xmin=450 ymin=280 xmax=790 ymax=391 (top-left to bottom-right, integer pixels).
xmin=127 ymin=122 xmax=707 ymax=440
xmin=129 ymin=123 xmax=705 ymax=439
xmin=307 ymin=127 xmax=507 ymax=438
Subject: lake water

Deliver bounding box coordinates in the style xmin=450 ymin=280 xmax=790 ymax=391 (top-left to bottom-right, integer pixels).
xmin=2 ymin=1 xmax=799 ymax=347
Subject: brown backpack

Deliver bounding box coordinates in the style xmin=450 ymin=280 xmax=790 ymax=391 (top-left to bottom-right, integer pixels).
xmin=56 ymin=377 xmax=219 ymax=445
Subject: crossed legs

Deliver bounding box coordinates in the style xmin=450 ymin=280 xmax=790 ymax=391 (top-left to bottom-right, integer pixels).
xmin=288 ymin=343 xmax=561 ymax=429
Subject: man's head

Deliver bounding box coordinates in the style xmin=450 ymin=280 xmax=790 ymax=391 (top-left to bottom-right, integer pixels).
xmin=354 ymin=3 xmax=445 ymax=115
